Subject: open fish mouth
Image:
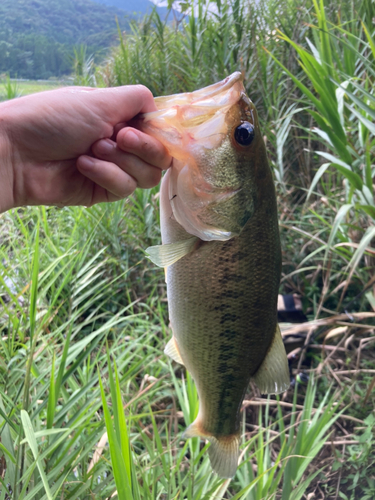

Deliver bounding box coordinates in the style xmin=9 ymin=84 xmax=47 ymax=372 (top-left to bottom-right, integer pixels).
xmin=154 ymin=71 xmax=244 ymax=111
xmin=140 ymin=72 xmax=246 ymax=157
xmin=138 ymin=72 xmax=256 ymax=241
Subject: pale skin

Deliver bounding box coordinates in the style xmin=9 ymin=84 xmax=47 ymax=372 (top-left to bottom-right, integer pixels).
xmin=0 ymin=85 xmax=172 ymax=213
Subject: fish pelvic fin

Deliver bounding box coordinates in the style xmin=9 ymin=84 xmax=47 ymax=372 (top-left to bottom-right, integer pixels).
xmin=252 ymin=324 xmax=290 ymax=395
xmin=164 ymin=336 xmax=184 ymax=365
xmin=183 ymin=419 xmax=239 ymax=479
xmin=145 ymin=237 xmax=199 ymax=268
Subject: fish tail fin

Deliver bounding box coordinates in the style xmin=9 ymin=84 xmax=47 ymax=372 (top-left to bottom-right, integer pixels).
xmin=183 ymin=418 xmax=239 ymax=478
xmin=252 ymin=324 xmax=290 ymax=394
xmin=207 ymin=434 xmax=239 ymax=479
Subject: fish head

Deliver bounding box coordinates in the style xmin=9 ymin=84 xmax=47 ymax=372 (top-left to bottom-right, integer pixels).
xmin=138 ymin=72 xmax=273 ymax=241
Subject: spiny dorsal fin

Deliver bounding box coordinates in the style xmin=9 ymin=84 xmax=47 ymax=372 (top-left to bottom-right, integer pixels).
xmin=145 ymin=237 xmax=198 ymax=268
xmin=252 ymin=324 xmax=290 ymax=394
xmin=164 ymin=336 xmax=184 ymax=365
xmin=183 ymin=419 xmax=239 ymax=479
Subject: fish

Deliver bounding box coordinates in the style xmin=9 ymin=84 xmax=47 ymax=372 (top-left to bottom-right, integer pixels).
xmin=139 ymin=72 xmax=289 ymax=479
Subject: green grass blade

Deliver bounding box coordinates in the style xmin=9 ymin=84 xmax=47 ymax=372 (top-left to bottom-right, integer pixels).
xmin=99 ymin=374 xmax=133 ymax=500
xmin=114 ymin=361 xmax=132 ymax=489
xmin=29 ymin=223 xmax=40 ymax=344
xmin=46 ymin=353 xmax=56 ymax=429
xmin=20 ymin=410 xmax=53 ymax=500
xmin=347 ymin=226 xmax=375 ymax=272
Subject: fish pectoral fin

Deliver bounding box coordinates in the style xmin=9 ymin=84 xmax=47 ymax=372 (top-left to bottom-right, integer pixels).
xmin=164 ymin=336 xmax=184 ymax=365
xmin=145 ymin=237 xmax=199 ymax=267
xmin=183 ymin=420 xmax=239 ymax=479
xmin=252 ymin=324 xmax=290 ymax=395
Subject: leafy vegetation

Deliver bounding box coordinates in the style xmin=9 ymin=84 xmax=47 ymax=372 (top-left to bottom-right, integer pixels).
xmin=102 ymin=0 xmax=375 ymax=315
xmin=0 ymin=79 xmax=69 ymax=102
xmin=0 ymin=0 xmax=374 ymax=498
xmin=0 ymin=0 xmax=130 ymax=79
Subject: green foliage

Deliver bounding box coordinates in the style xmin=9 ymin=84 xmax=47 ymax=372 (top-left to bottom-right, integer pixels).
xmin=0 ymin=34 xmax=73 ymax=80
xmin=72 ymin=45 xmax=97 ymax=86
xmin=104 ymin=0 xmax=375 ymax=312
xmin=336 ymin=414 xmax=375 ymax=500
xmin=235 ymin=379 xmax=342 ymax=500
xmin=1 ymin=0 xmax=375 ymax=497
xmin=1 ymin=74 xmax=22 ymax=100
xmin=0 ymin=201 xmax=353 ymax=498
xmin=0 ymin=79 xmax=68 ymax=101
xmin=0 ymin=0 xmax=130 ymax=79
xmin=0 ymin=201 xmax=165 ymax=499
xmin=101 ymin=355 xmax=341 ymax=499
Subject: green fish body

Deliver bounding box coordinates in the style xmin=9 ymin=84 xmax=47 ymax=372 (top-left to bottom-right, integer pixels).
xmin=142 ymin=73 xmax=289 ymax=478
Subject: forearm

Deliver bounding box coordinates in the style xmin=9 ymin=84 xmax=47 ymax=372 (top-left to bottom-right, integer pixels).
xmin=0 ymin=106 xmax=14 ymax=213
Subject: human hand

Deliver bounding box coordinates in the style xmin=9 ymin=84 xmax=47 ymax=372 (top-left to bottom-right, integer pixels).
xmin=0 ymin=85 xmax=171 ymax=213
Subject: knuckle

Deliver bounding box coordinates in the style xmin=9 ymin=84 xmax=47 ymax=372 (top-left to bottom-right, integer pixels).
xmin=146 ymin=168 xmax=162 ymax=188
xmin=141 ymin=136 xmax=169 ymax=167
xmin=140 ymin=137 xmax=156 ymax=156
xmin=118 ymin=177 xmax=137 ymax=198
xmin=135 ymin=84 xmax=154 ymax=101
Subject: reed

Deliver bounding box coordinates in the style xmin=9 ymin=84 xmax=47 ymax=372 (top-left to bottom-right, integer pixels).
xmin=0 ymin=0 xmax=374 ymax=497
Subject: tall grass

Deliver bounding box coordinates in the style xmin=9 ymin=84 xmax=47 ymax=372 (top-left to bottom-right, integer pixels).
xmin=1 ymin=0 xmax=374 ymax=498
xmin=72 ymin=45 xmax=97 ymax=87
xmin=102 ymin=0 xmax=374 ymax=310
xmin=0 ymin=200 xmax=166 ymax=499
xmin=0 ymin=203 xmax=347 ymax=499
xmin=1 ymin=75 xmax=22 ymax=100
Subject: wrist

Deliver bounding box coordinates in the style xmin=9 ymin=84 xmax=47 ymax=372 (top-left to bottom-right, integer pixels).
xmin=0 ymin=104 xmax=15 ymax=213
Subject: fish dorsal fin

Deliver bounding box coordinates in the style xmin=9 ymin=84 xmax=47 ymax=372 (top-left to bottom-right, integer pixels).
xmin=183 ymin=419 xmax=239 ymax=478
xmin=252 ymin=324 xmax=290 ymax=395
xmin=164 ymin=336 xmax=184 ymax=365
xmin=146 ymin=237 xmax=198 ymax=267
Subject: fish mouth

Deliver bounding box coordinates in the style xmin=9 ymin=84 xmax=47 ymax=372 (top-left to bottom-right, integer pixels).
xmin=153 ymin=71 xmax=243 ymax=114
xmin=139 ymin=72 xmax=246 ymax=157
xmin=138 ymin=73 xmax=253 ymax=242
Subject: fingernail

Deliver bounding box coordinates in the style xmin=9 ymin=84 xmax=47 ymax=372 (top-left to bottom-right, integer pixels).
xmin=78 ymin=155 xmax=95 ymax=170
xmin=96 ymin=139 xmax=114 ymax=155
xmin=123 ymin=130 xmax=139 ymax=147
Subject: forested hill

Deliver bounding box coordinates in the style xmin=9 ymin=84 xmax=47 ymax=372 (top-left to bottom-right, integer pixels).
xmin=92 ymin=0 xmax=172 ymax=18
xmin=0 ymin=0 xmax=130 ymax=79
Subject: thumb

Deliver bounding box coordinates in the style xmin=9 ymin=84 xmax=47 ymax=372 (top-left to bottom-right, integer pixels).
xmin=76 ymin=85 xmax=158 ymax=126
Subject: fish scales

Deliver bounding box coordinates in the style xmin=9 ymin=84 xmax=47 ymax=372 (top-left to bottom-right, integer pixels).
xmin=161 ymin=158 xmax=281 ymax=438
xmin=142 ymin=72 xmax=290 ymax=479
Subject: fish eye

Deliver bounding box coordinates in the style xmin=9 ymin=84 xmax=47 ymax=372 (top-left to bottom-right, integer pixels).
xmin=234 ymin=122 xmax=255 ymax=146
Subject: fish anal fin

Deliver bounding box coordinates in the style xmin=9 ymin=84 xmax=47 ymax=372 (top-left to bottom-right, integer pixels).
xmin=183 ymin=418 xmax=239 ymax=479
xmin=146 ymin=237 xmax=198 ymax=268
xmin=164 ymin=336 xmax=184 ymax=365
xmin=252 ymin=324 xmax=290 ymax=395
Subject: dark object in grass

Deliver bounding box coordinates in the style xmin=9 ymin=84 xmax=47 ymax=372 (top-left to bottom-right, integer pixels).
xmin=277 ymin=294 xmax=307 ymax=323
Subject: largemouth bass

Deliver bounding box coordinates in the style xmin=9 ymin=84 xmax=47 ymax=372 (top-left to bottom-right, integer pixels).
xmin=140 ymin=72 xmax=289 ymax=478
